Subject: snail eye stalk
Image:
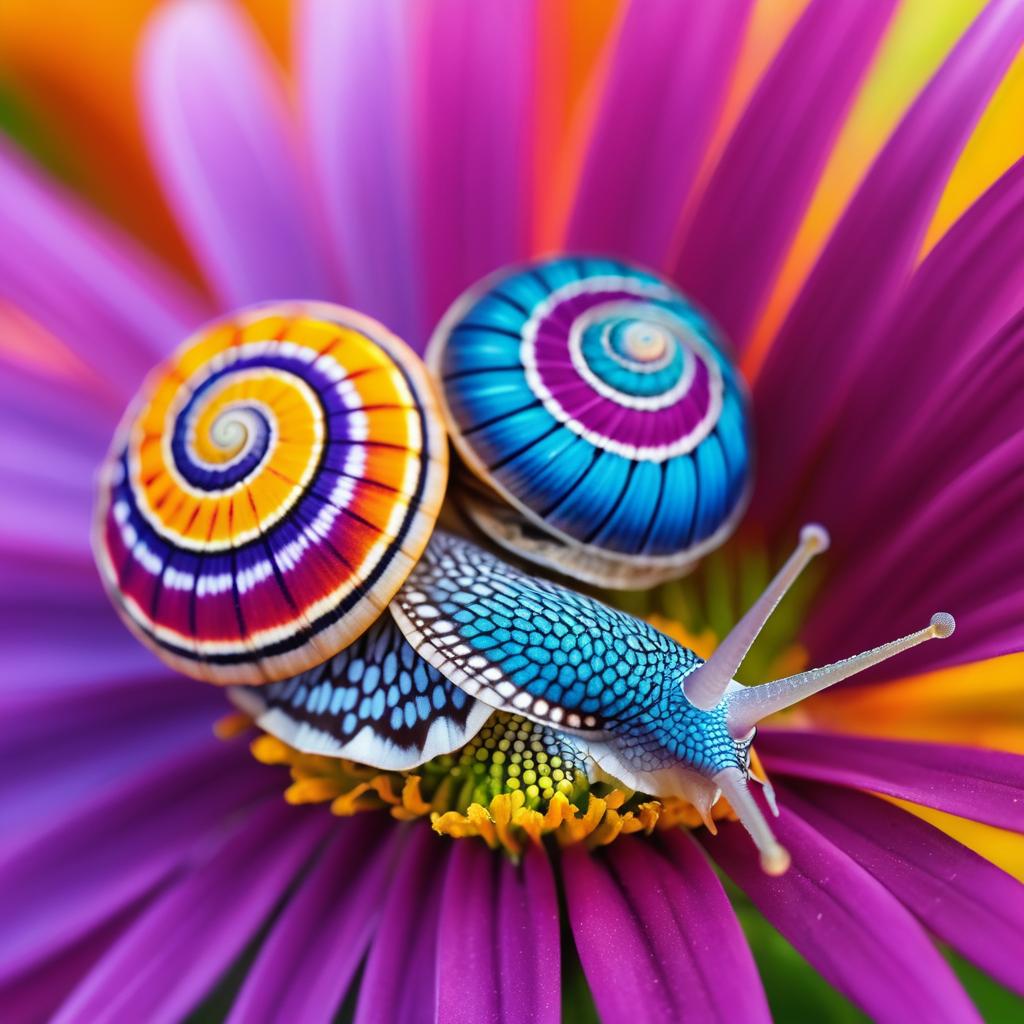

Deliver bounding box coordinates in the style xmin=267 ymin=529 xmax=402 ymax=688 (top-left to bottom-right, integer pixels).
xmin=679 ymin=523 xmax=954 ymax=872
xmin=682 ymin=524 xmax=829 ymax=710
xmin=726 ymin=612 xmax=955 ymax=737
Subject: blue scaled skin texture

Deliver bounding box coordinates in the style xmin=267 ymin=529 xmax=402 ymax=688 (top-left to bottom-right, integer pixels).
xmin=392 ymin=531 xmax=751 ymax=790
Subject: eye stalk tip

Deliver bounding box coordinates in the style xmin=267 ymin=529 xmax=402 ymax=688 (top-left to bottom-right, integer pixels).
xmin=930 ymin=612 xmax=955 ymax=638
xmin=760 ymin=844 xmax=791 ymax=876
xmin=799 ymin=523 xmax=830 ymax=553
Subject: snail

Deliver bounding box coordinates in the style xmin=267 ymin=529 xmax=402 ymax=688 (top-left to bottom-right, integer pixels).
xmin=429 ymin=256 xmax=752 ymax=587
xmin=94 ymin=257 xmax=954 ymax=870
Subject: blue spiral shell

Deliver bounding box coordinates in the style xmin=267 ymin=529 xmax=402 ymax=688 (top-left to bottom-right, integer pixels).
xmin=429 ymin=256 xmax=752 ymax=585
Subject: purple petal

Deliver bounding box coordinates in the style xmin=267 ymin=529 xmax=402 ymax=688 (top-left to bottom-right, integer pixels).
xmin=806 ymin=431 xmax=1024 ymax=676
xmin=567 ymin=0 xmax=752 ymax=269
xmin=797 ymin=156 xmax=1024 ymax=544
xmin=140 ymin=0 xmax=334 ymax=307
xmin=53 ymin=800 xmax=330 ymax=1024
xmin=297 ymin=0 xmax=423 ymax=343
xmin=0 ymin=569 xmax=169 ymax=707
xmin=706 ymin=805 xmax=981 ymax=1024
xmin=563 ymin=834 xmax=770 ymax=1023
xmin=411 ymin=0 xmax=539 ymax=336
xmin=228 ymin=815 xmax=396 ymax=1023
xmin=0 ymin=739 xmax=276 ymax=983
xmin=781 ymin=780 xmax=1024 ymax=994
xmin=758 ymin=730 xmax=1024 ymax=831
xmin=437 ymin=842 xmax=560 ymax=1024
xmin=2 ymin=674 xmax=222 ymax=838
xmin=0 ymin=143 xmax=207 ymax=401
xmin=675 ymin=0 xmax=895 ymax=347
xmin=752 ymin=0 xmax=1024 ymax=532
xmin=0 ymin=910 xmax=137 ymax=1024
xmin=354 ymin=824 xmax=446 ymax=1024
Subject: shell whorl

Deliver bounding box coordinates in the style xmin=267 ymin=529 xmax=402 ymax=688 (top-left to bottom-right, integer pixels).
xmin=429 ymin=256 xmax=752 ymax=585
xmin=93 ymin=302 xmax=448 ymax=685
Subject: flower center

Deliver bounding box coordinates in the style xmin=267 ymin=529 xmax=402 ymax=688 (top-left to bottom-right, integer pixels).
xmin=222 ymin=709 xmax=746 ymax=857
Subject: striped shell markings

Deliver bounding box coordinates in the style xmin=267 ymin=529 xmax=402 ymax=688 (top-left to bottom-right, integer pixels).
xmin=429 ymin=256 xmax=752 ymax=587
xmin=92 ymin=302 xmax=448 ymax=684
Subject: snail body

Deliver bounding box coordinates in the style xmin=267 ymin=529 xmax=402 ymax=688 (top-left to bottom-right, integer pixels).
xmin=95 ymin=262 xmax=949 ymax=870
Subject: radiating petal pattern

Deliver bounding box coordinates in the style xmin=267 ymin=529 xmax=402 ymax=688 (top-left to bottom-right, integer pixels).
xmin=708 ymin=805 xmax=981 ymax=1024
xmin=0 ymin=741 xmax=275 ymax=985
xmin=437 ymin=842 xmax=560 ymax=1024
xmin=52 ymin=801 xmax=330 ymax=1024
xmin=228 ymin=816 xmax=397 ymax=1023
xmin=140 ymin=0 xmax=333 ymax=307
xmin=564 ymin=835 xmax=770 ymax=1023
xmin=412 ymin=0 xmax=539 ymax=337
xmin=782 ymin=781 xmax=1024 ymax=993
xmin=0 ymin=143 xmax=207 ymax=401
xmin=297 ymin=0 xmax=422 ymax=342
xmin=567 ymin=0 xmax=752 ymax=269
xmin=354 ymin=824 xmax=446 ymax=1024
xmin=753 ymin=0 xmax=1024 ymax=530
xmin=675 ymin=0 xmax=895 ymax=347
xmin=759 ymin=730 xmax=1024 ymax=831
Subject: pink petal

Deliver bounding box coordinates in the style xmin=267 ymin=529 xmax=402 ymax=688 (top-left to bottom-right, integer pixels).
xmin=706 ymin=805 xmax=981 ymax=1024
xmin=227 ymin=816 xmax=397 ymax=1023
xmin=412 ymin=0 xmax=539 ymax=336
xmin=0 ymin=143 xmax=207 ymax=401
xmin=563 ymin=834 xmax=770 ymax=1023
xmin=782 ymin=780 xmax=1024 ymax=994
xmin=567 ymin=0 xmax=752 ymax=269
xmin=140 ymin=0 xmax=334 ymax=308
xmin=675 ymin=0 xmax=896 ymax=347
xmin=436 ymin=842 xmax=560 ymax=1024
xmin=752 ymin=0 xmax=1024 ymax=532
xmin=297 ymin=0 xmax=423 ymax=342
xmin=53 ymin=800 xmax=330 ymax=1024
xmin=759 ymin=730 xmax=1024 ymax=831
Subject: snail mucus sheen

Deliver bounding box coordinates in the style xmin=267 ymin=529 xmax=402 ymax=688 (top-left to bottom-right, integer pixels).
xmin=94 ymin=257 xmax=954 ymax=871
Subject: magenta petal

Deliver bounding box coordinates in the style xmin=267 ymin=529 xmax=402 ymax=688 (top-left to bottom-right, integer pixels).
xmin=759 ymin=730 xmax=1024 ymax=831
xmin=0 ymin=911 xmax=137 ymax=1024
xmin=297 ymin=0 xmax=423 ymax=343
xmin=780 ymin=781 xmax=1024 ymax=994
xmin=567 ymin=0 xmax=752 ymax=269
xmin=437 ymin=842 xmax=560 ymax=1024
xmin=0 ymin=739 xmax=275 ymax=983
xmin=707 ymin=807 xmax=981 ymax=1024
xmin=796 ymin=156 xmax=1024 ymax=548
xmin=675 ymin=0 xmax=895 ymax=347
xmin=354 ymin=824 xmax=446 ymax=1024
xmin=806 ymin=431 xmax=1024 ymax=676
xmin=0 ymin=143 xmax=207 ymax=401
xmin=140 ymin=1 xmax=333 ymax=307
xmin=227 ymin=815 xmax=396 ymax=1023
xmin=752 ymin=0 xmax=1024 ymax=531
xmin=563 ymin=834 xmax=770 ymax=1023
xmin=412 ymin=0 xmax=539 ymax=335
xmin=53 ymin=800 xmax=330 ymax=1024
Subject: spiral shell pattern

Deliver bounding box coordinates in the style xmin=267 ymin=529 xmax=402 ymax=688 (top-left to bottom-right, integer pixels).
xmin=93 ymin=303 xmax=448 ymax=685
xmin=430 ymin=257 xmax=751 ymax=578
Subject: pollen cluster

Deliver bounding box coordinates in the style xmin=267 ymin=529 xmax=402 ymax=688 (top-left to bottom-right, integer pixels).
xmin=225 ymin=710 xmax=738 ymax=856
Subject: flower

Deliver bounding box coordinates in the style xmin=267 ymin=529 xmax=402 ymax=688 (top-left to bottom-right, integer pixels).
xmin=2 ymin=1 xmax=1024 ymax=1022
